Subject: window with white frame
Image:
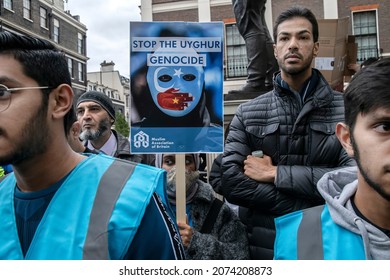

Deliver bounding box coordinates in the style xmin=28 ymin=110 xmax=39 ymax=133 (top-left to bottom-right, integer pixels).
xmin=53 ymin=19 xmax=60 ymax=43
xmin=23 ymin=0 xmax=31 ymax=20
xmin=40 ymin=7 xmax=48 ymax=28
xmin=225 ymin=23 xmax=247 ymax=79
xmin=352 ymin=10 xmax=379 ymax=62
xmin=78 ymin=62 xmax=84 ymax=81
xmin=67 ymin=58 xmax=73 ymax=78
xmin=4 ymin=0 xmax=13 ymax=10
xmin=77 ymin=33 xmax=84 ymax=54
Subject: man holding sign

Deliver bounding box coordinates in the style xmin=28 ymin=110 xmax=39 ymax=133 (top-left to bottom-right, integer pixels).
xmin=155 ymin=153 xmax=249 ymax=260
xmin=130 ymin=23 xmax=225 ymax=250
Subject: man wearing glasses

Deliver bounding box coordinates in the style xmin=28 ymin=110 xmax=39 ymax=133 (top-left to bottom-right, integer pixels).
xmin=0 ymin=31 xmax=184 ymax=260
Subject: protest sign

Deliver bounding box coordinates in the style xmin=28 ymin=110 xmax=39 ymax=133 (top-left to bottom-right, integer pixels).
xmin=130 ymin=21 xmax=224 ymax=154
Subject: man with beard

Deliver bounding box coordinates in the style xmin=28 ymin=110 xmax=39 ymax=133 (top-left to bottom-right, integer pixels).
xmin=0 ymin=31 xmax=184 ymax=260
xmin=155 ymin=153 xmax=249 ymax=260
xmin=67 ymin=119 xmax=96 ymax=154
xmin=274 ymin=58 xmax=390 ymax=260
xmin=76 ymin=90 xmax=144 ymax=162
xmin=221 ymin=6 xmax=356 ymax=259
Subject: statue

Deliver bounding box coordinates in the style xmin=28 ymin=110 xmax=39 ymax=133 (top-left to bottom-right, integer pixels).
xmin=230 ymin=0 xmax=278 ymax=94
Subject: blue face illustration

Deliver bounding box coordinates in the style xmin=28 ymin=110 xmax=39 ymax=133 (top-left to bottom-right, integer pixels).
xmin=147 ymin=63 xmax=205 ymax=117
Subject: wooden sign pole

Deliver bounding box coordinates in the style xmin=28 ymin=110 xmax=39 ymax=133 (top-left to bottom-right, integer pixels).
xmin=175 ymin=154 xmax=186 ymax=223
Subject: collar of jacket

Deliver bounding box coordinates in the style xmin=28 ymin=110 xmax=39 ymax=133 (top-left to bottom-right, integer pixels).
xmin=274 ymin=69 xmax=335 ymax=108
xmin=112 ymin=130 xmax=131 ymax=156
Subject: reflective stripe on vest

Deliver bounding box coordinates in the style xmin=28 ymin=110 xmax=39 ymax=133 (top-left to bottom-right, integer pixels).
xmin=275 ymin=204 xmax=366 ymax=260
xmin=83 ymin=158 xmax=135 ymax=259
xmin=297 ymin=205 xmax=324 ymax=260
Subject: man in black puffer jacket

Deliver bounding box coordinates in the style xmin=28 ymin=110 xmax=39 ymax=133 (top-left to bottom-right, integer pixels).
xmin=221 ymin=6 xmax=356 ymax=260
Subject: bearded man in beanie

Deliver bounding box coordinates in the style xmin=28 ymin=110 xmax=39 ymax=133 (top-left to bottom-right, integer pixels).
xmin=77 ymin=91 xmax=143 ymax=162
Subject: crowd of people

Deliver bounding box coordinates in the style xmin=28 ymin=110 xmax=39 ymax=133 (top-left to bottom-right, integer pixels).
xmin=0 ymin=4 xmax=389 ymax=260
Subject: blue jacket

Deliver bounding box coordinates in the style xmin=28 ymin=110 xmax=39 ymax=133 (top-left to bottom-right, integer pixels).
xmin=0 ymin=154 xmax=183 ymax=259
xmin=274 ymin=205 xmax=366 ymax=260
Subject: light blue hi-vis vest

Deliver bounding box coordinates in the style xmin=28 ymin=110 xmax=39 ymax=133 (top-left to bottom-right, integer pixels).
xmin=274 ymin=204 xmax=366 ymax=260
xmin=0 ymin=154 xmax=168 ymax=260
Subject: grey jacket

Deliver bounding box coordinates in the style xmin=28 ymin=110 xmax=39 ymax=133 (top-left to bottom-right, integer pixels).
xmin=185 ymin=180 xmax=250 ymax=260
xmin=83 ymin=130 xmax=148 ymax=164
xmin=317 ymin=167 xmax=390 ymax=259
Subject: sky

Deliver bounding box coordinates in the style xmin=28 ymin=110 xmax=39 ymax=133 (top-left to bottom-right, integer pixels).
xmin=66 ymin=0 xmax=141 ymax=78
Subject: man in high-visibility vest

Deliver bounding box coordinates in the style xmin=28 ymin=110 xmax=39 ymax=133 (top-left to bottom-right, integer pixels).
xmin=0 ymin=30 xmax=185 ymax=260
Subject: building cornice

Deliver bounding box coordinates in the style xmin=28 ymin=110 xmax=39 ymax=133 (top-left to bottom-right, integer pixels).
xmin=38 ymin=0 xmax=87 ymax=32
xmin=51 ymin=10 xmax=87 ymax=32
xmin=152 ymin=0 xmax=230 ymax=13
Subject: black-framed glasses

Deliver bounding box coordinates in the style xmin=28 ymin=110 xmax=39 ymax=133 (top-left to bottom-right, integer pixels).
xmin=0 ymin=84 xmax=51 ymax=112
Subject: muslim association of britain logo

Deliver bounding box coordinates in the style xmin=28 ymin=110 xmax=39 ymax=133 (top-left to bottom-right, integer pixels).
xmin=133 ymin=131 xmax=149 ymax=148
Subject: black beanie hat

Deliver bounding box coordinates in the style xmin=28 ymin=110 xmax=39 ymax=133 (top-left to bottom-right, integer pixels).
xmin=77 ymin=91 xmax=116 ymax=122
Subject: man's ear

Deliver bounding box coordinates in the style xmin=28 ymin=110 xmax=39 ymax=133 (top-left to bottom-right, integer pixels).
xmin=313 ymin=41 xmax=319 ymax=57
xmin=335 ymin=122 xmax=354 ymax=157
xmin=50 ymin=84 xmax=74 ymax=120
xmin=71 ymin=121 xmax=81 ymax=139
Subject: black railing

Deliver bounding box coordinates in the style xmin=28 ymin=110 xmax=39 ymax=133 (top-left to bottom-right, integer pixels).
xmin=357 ymin=47 xmax=379 ymax=62
xmin=226 ymin=56 xmax=247 ymax=78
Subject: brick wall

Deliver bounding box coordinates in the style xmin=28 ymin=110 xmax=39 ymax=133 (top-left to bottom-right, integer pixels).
xmin=211 ymin=5 xmax=235 ymax=21
xmin=339 ymin=0 xmax=390 ymax=57
xmin=1 ymin=1 xmax=46 ymax=36
xmin=272 ymin=0 xmax=325 ymax=21
xmin=153 ymin=8 xmax=198 ymax=21
xmin=148 ymin=0 xmax=390 ymax=57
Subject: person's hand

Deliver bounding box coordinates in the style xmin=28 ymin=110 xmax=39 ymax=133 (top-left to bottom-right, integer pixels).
xmin=157 ymin=88 xmax=193 ymax=110
xmin=177 ymin=219 xmax=194 ymax=248
xmin=244 ymin=154 xmax=276 ymax=183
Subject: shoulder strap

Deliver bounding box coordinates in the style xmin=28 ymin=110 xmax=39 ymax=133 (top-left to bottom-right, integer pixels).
xmin=199 ymin=198 xmax=224 ymax=234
